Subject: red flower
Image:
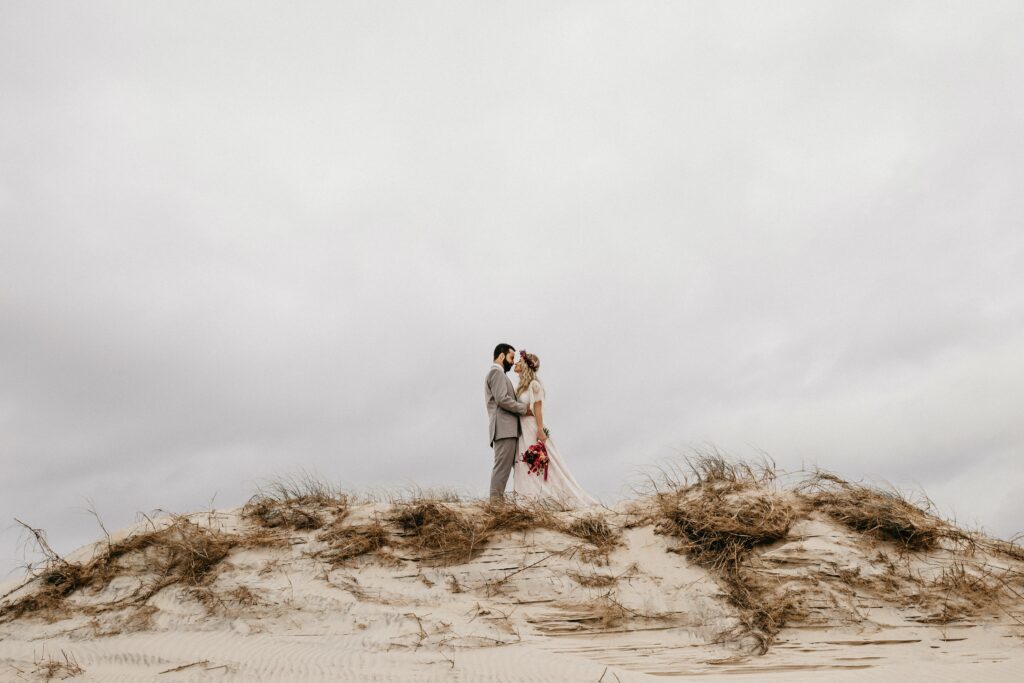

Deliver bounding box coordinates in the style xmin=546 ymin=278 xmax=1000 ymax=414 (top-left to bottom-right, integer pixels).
xmin=522 ymin=442 xmax=549 ymax=481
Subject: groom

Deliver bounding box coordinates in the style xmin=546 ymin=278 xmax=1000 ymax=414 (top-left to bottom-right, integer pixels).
xmin=485 ymin=343 xmax=531 ymax=501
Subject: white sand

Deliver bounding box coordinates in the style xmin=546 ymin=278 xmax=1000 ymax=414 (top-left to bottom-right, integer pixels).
xmin=1 ymin=501 xmax=1021 ymax=681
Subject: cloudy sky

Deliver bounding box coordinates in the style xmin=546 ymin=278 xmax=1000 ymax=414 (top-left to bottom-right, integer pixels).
xmin=2 ymin=1 xmax=1022 ymax=579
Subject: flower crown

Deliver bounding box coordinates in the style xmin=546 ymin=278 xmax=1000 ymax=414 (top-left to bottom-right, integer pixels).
xmin=519 ymin=349 xmax=538 ymax=370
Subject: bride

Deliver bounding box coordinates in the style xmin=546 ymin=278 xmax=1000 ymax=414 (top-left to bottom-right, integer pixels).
xmin=512 ymin=350 xmax=599 ymax=508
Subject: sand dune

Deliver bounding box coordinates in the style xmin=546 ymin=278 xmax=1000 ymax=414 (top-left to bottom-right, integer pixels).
xmin=2 ymin=464 xmax=1022 ymax=681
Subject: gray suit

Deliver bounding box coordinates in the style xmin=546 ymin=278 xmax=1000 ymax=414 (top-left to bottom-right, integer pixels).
xmin=485 ymin=364 xmax=528 ymax=500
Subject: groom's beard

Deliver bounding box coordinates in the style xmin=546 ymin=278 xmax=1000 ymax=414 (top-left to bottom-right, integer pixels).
xmin=502 ymin=359 xmax=513 ymax=372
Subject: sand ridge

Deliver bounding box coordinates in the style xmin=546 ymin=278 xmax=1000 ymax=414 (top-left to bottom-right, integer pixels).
xmin=1 ymin=469 xmax=1022 ymax=681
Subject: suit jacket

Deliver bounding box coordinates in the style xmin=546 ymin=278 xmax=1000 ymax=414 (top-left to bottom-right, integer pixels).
xmin=485 ymin=365 xmax=528 ymax=446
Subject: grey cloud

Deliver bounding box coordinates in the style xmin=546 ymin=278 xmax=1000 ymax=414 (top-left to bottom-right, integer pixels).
xmin=2 ymin=1 xmax=1023 ymax=578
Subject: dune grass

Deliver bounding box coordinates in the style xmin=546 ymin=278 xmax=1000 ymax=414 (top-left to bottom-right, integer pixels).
xmin=651 ymin=452 xmax=799 ymax=654
xmin=314 ymin=519 xmax=391 ymax=566
xmin=0 ymin=515 xmax=238 ymax=624
xmin=796 ymin=470 xmax=955 ymax=552
xmin=4 ymin=459 xmax=1021 ymax=655
xmin=242 ymin=471 xmax=351 ymax=532
xmin=388 ymin=501 xmax=488 ymax=565
xmin=387 ymin=496 xmax=620 ymax=566
xmin=15 ymin=649 xmax=85 ymax=680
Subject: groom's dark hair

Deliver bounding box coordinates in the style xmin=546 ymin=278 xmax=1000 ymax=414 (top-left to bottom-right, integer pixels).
xmin=493 ymin=343 xmax=515 ymax=360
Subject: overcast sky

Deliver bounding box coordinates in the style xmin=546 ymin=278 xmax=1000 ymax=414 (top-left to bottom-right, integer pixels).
xmin=2 ymin=1 xmax=1022 ymax=580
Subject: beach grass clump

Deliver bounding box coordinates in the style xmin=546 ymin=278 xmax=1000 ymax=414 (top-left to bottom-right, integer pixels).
xmin=719 ymin=571 xmax=797 ymax=652
xmin=477 ymin=499 xmax=559 ymax=534
xmin=257 ymin=471 xmax=348 ymax=504
xmin=984 ymin=536 xmax=1024 ymax=563
xmin=190 ymin=584 xmax=266 ymax=617
xmin=382 ymin=485 xmax=467 ymax=505
xmin=909 ymin=559 xmax=1023 ymax=624
xmin=798 ymin=471 xmax=947 ymax=552
xmin=0 ymin=561 xmax=90 ymax=624
xmin=28 ymin=650 xmax=84 ymax=680
xmin=479 ymin=500 xmax=620 ymax=553
xmin=563 ymin=514 xmax=620 ymax=551
xmin=242 ymin=495 xmax=330 ymax=531
xmin=483 ymin=500 xmax=622 ymax=563
xmin=655 ymin=483 xmax=797 ymax=654
xmin=645 ymin=450 xmax=778 ymax=494
xmin=656 ymin=484 xmax=794 ymax=570
xmin=389 ymin=501 xmax=488 ymax=565
xmin=929 ymin=562 xmax=1001 ymax=618
xmin=653 ymin=453 xmax=793 ymax=571
xmin=388 ymin=498 xmax=611 ymax=565
xmin=653 ymin=454 xmax=797 ymax=653
xmin=243 ymin=472 xmax=350 ymax=532
xmin=314 ymin=520 xmax=391 ymax=566
xmin=1 ymin=515 xmax=236 ymax=623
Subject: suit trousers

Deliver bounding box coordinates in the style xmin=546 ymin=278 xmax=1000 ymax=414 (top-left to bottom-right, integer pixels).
xmin=489 ymin=437 xmax=519 ymax=500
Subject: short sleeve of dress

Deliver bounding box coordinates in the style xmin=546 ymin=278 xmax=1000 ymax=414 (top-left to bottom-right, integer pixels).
xmin=529 ymin=379 xmax=545 ymax=403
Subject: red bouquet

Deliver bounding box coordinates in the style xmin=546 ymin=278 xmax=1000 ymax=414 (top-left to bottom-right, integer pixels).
xmin=522 ymin=442 xmax=550 ymax=481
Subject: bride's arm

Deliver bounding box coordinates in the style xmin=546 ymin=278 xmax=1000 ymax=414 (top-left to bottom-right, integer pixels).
xmin=533 ymin=400 xmax=546 ymax=442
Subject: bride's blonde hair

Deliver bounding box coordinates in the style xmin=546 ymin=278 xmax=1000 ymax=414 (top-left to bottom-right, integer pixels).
xmin=516 ymin=351 xmax=540 ymax=397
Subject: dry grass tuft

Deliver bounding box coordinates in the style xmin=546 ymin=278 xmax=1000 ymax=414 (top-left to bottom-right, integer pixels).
xmin=478 ymin=499 xmax=558 ymax=534
xmin=567 ymin=570 xmax=619 ymax=588
xmin=653 ymin=454 xmax=797 ymax=654
xmin=655 ymin=483 xmax=793 ymax=571
xmin=387 ymin=498 xmax=615 ymax=566
xmin=243 ymin=473 xmax=350 ymax=532
xmin=718 ymin=570 xmax=800 ymax=652
xmin=641 ymin=448 xmax=778 ymax=495
xmin=22 ymin=649 xmax=84 ymax=680
xmin=480 ymin=500 xmax=620 ymax=554
xmin=389 ymin=501 xmax=487 ymax=565
xmin=982 ymin=536 xmax=1024 ymax=563
xmin=0 ymin=562 xmax=89 ymax=623
xmin=564 ymin=514 xmax=617 ymax=546
xmin=190 ymin=584 xmax=265 ymax=616
xmin=314 ymin=520 xmax=391 ymax=566
xmin=481 ymin=502 xmax=622 ymax=565
xmin=790 ymin=473 xmax=1024 ymax=627
xmin=562 ymin=514 xmax=621 ymax=562
xmin=255 ymin=471 xmax=347 ymax=504
xmin=242 ymin=496 xmax=330 ymax=531
xmin=1 ymin=515 xmax=236 ymax=624
xmin=915 ymin=561 xmax=1022 ymax=624
xmin=561 ymin=588 xmax=672 ymax=632
xmin=582 ymin=591 xmax=633 ymax=630
xmin=382 ymin=485 xmax=468 ymax=505
xmin=798 ymin=471 xmax=951 ymax=551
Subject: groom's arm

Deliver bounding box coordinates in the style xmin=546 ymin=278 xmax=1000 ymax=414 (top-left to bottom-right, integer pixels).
xmin=487 ymin=370 xmax=528 ymax=416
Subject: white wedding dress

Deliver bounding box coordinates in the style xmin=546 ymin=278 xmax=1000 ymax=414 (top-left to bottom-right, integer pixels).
xmin=513 ymin=379 xmax=599 ymax=509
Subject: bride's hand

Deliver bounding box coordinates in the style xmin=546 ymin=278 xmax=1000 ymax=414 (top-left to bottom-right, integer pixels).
xmin=537 ymin=429 xmax=547 ymax=443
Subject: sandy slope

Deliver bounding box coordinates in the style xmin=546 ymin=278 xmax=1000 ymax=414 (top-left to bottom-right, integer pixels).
xmin=1 ymin=498 xmax=1022 ymax=682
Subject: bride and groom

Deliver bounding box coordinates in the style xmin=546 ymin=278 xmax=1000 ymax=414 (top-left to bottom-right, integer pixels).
xmin=485 ymin=343 xmax=598 ymax=508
